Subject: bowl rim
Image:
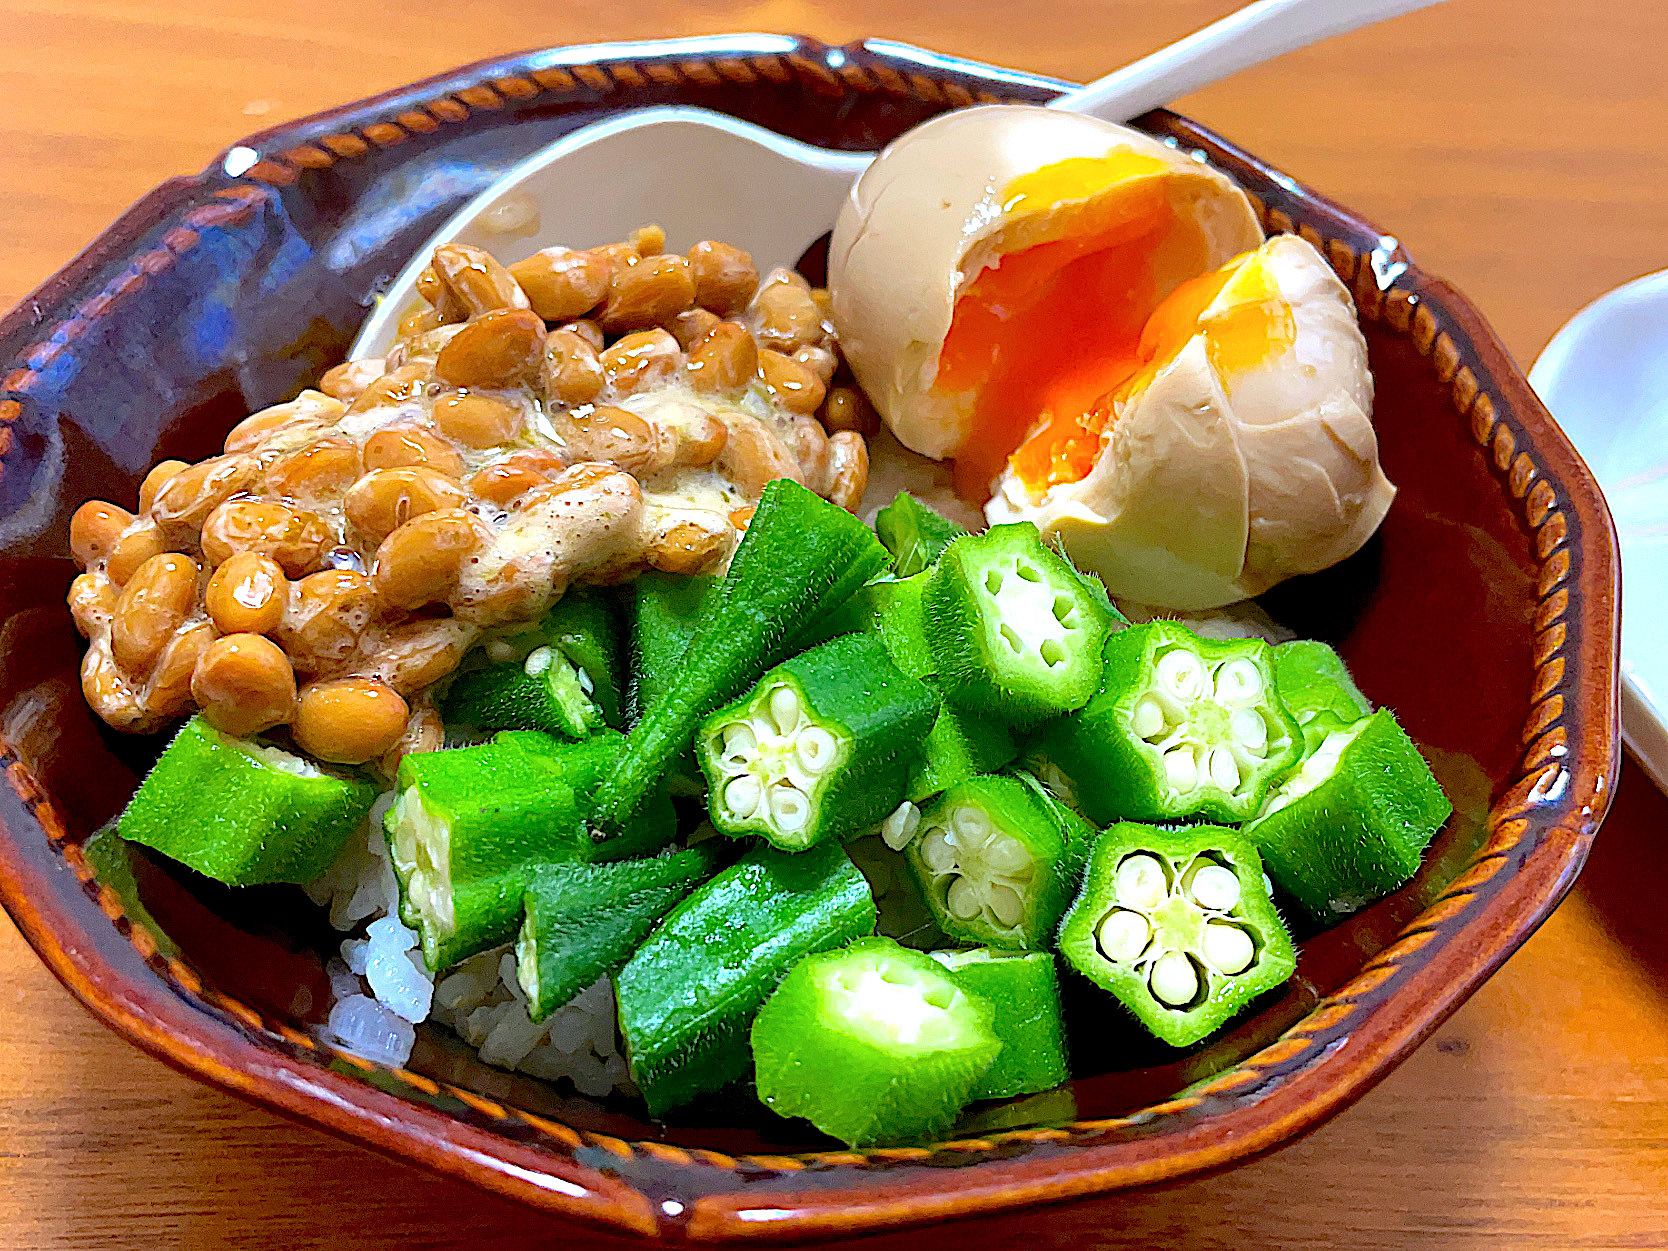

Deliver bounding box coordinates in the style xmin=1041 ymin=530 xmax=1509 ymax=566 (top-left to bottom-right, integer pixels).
xmin=0 ymin=34 xmax=1621 ymax=1242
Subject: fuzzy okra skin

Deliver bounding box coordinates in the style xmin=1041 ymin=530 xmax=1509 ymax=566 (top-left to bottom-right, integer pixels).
xmin=626 ymin=572 xmax=718 ymax=722
xmin=859 ymin=573 xmax=1018 ymax=801
xmin=516 ymin=846 xmax=720 ymax=1021
xmin=590 ymin=480 xmax=891 ymax=841
xmin=929 ymin=947 xmax=1069 ymax=1100
xmin=1272 ymin=639 xmax=1372 ymax=727
xmin=119 ymin=717 xmax=375 ymax=886
xmin=752 ymin=937 xmax=999 ymax=1147
xmin=492 ymin=730 xmax=677 ymax=862
xmin=385 ymin=740 xmax=594 ymax=971
xmin=924 ymin=523 xmax=1112 ymax=727
xmin=1247 ymin=709 xmax=1451 ymax=922
xmin=442 ymin=590 xmax=625 ymax=738
xmin=906 ymin=774 xmax=1090 ymax=951
xmin=1059 ymin=822 xmax=1297 ymax=1048
xmin=874 ymin=491 xmax=969 ymax=578
xmin=616 ymin=841 xmax=876 ymax=1117
xmin=1031 ymin=621 xmax=1302 ymax=825
xmin=699 ymin=634 xmax=938 ymax=850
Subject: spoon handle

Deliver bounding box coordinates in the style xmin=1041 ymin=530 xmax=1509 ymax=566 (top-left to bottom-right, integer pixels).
xmin=1048 ymin=0 xmax=1448 ymax=122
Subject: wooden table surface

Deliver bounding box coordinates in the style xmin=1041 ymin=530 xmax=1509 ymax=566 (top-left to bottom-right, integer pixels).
xmin=3 ymin=1 xmax=1666 ymax=1246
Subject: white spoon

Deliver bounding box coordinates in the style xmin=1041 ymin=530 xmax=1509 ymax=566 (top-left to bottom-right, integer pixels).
xmin=351 ymin=0 xmax=1445 ymax=359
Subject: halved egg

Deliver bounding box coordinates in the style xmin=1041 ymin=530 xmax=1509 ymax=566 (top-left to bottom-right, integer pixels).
xmin=827 ymin=105 xmax=1264 ymax=498
xmin=986 ymin=234 xmax=1395 ymax=609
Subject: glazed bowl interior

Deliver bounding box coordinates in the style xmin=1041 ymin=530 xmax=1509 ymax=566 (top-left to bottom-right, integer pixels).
xmin=0 ymin=37 xmax=1617 ymax=1241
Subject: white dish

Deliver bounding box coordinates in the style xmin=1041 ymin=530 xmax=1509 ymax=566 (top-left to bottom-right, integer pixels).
xmin=1530 ymin=268 xmax=1668 ymax=792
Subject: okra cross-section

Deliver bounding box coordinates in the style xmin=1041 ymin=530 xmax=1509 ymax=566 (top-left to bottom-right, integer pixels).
xmin=906 ymin=774 xmax=1089 ymax=951
xmin=1031 ymin=621 xmax=1302 ymax=825
xmin=589 ymin=479 xmax=891 ymax=841
xmin=698 ymin=634 xmax=937 ymax=851
xmin=119 ymin=715 xmax=375 ymax=887
xmin=924 ymin=523 xmax=1112 ymax=726
xmin=752 ymin=937 xmax=999 ymax=1147
xmin=1246 ymin=709 xmax=1451 ymax=923
xmin=1058 ymin=822 xmax=1297 ymax=1048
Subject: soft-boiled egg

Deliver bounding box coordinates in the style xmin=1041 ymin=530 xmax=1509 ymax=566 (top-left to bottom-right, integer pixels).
xmin=985 ymin=234 xmax=1394 ymax=608
xmin=828 ymin=105 xmax=1264 ymax=497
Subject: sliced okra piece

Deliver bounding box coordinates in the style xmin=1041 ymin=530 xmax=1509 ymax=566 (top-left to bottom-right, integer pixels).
xmin=493 ymin=729 xmax=676 ymax=862
xmin=1058 ymin=822 xmax=1297 ymax=1048
xmin=923 ymin=523 xmax=1112 ymax=726
xmin=698 ymin=634 xmax=937 ymax=851
xmin=590 ymin=480 xmax=891 ymax=841
xmin=858 ymin=572 xmax=1017 ymax=801
xmin=119 ymin=716 xmax=375 ymax=887
xmin=1273 ymin=639 xmax=1372 ymax=727
xmin=906 ymin=774 xmax=1086 ymax=951
xmin=616 ymin=841 xmax=876 ymax=1117
xmin=1030 ymin=621 xmax=1302 ymax=825
xmin=929 ymin=947 xmax=1069 ymax=1100
xmin=443 ymin=590 xmax=624 ymax=738
xmin=751 ymin=937 xmax=999 ymax=1147
xmin=1247 ymin=709 xmax=1451 ymax=923
xmin=516 ymin=846 xmax=720 ymax=1021
xmin=626 ymin=572 xmax=718 ymax=723
xmin=874 ymin=490 xmax=968 ymax=578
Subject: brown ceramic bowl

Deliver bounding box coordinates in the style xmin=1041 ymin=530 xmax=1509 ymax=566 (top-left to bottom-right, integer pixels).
xmin=0 ymin=36 xmax=1620 ymax=1242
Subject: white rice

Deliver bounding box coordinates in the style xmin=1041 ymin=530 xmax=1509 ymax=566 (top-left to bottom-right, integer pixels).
xmin=307 ymin=799 xmax=628 ymax=1094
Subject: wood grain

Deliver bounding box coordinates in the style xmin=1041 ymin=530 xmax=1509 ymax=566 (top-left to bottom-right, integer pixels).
xmin=1 ymin=1 xmax=1666 ymax=1246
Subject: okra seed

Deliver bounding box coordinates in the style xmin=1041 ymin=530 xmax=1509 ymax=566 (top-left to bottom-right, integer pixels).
xmin=982 ymin=833 xmax=1032 ymax=876
xmin=1208 ymin=746 xmax=1241 ymax=791
xmin=1132 ymin=695 xmax=1166 ymax=740
xmin=1202 ymin=921 xmax=1255 ymax=975
xmin=724 ymin=774 xmax=763 ymax=818
xmin=1149 ymin=950 xmax=1201 ymax=1007
xmin=920 ymin=828 xmax=958 ymax=873
xmin=1155 ymin=649 xmax=1205 ymax=700
xmin=721 ymin=722 xmax=758 ymax=766
xmin=988 ymin=883 xmax=1024 ymax=927
xmin=1213 ymin=657 xmax=1263 ymax=704
xmin=523 ymin=645 xmax=554 ymax=677
xmin=796 ymin=726 xmax=837 ymax=775
xmin=1231 ymin=707 xmax=1268 ymax=751
xmin=1115 ymin=854 xmax=1168 ymax=910
xmin=1163 ymin=746 xmax=1199 ymax=792
xmin=880 ymin=801 xmax=920 ymax=851
xmin=1187 ymin=863 xmax=1242 ymax=912
xmin=946 ymin=876 xmax=983 ymax=920
xmin=769 ymin=782 xmax=810 ymax=832
xmin=1097 ymin=909 xmax=1152 ymax=963
xmin=769 ymin=685 xmax=801 ymax=735
xmin=950 ymin=804 xmax=991 ymax=841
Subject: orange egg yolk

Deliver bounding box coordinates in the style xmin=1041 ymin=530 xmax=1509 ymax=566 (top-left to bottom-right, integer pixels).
xmin=935 ymin=155 xmax=1293 ymax=502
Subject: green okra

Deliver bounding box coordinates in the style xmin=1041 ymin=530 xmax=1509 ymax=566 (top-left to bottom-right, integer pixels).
xmin=929 ymin=947 xmax=1069 ymax=1100
xmin=493 ymin=729 xmax=677 ymax=862
xmin=698 ymin=634 xmax=937 ymax=851
xmin=590 ymin=479 xmax=891 ymax=841
xmin=118 ymin=716 xmax=374 ymax=887
xmin=385 ymin=740 xmax=590 ymax=971
xmin=858 ymin=572 xmax=1017 ymax=802
xmin=1246 ymin=709 xmax=1451 ymax=923
xmin=906 ymin=774 xmax=1090 ymax=951
xmin=1029 ymin=621 xmax=1302 ymax=825
xmin=923 ymin=523 xmax=1112 ymax=726
xmin=442 ymin=590 xmax=624 ymax=738
xmin=751 ymin=937 xmax=999 ymax=1147
xmin=874 ymin=491 xmax=968 ymax=578
xmin=626 ymin=572 xmax=718 ymax=723
xmin=1272 ymin=639 xmax=1372 ymax=727
xmin=1058 ymin=822 xmax=1298 ymax=1048
xmin=616 ymin=841 xmax=876 ymax=1116
xmin=516 ymin=846 xmax=720 ymax=1021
